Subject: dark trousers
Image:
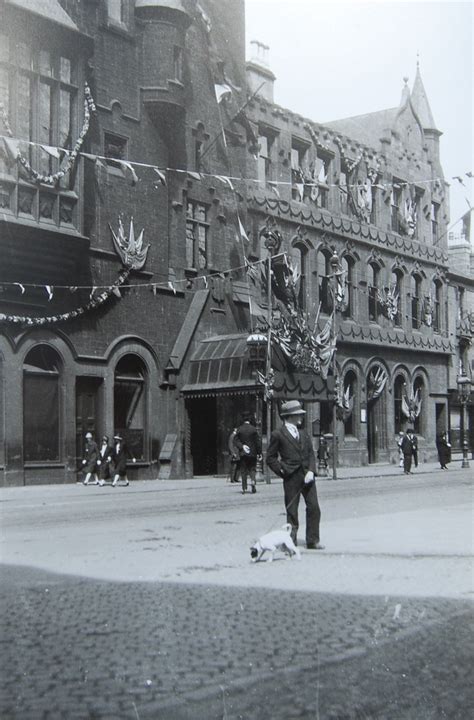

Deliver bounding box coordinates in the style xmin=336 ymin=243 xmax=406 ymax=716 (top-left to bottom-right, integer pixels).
xmin=240 ymin=456 xmax=256 ymax=491
xmin=283 ymin=470 xmax=321 ymax=545
xmin=403 ymin=453 xmax=412 ymax=473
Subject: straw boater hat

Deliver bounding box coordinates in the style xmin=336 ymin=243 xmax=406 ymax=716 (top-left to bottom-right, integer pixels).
xmin=85 ymin=432 xmax=93 ymax=439
xmin=113 ymin=434 xmax=122 ymax=441
xmin=280 ymin=400 xmax=306 ymax=417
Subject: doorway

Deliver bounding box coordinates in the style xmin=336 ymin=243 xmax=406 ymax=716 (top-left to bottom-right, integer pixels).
xmin=76 ymin=377 xmax=102 ymax=465
xmin=190 ymin=397 xmax=217 ymax=475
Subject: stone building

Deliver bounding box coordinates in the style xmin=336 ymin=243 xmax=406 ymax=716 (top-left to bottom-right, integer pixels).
xmin=0 ymin=0 xmax=471 ymax=485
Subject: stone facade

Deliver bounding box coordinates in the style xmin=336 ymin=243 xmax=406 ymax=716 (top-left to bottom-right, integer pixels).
xmin=0 ymin=0 xmax=471 ymax=485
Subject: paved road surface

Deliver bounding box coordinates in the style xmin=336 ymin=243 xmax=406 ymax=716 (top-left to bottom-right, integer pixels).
xmin=0 ymin=466 xmax=472 ymax=718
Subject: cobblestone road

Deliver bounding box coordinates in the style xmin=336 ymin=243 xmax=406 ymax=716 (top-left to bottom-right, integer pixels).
xmin=1 ymin=564 xmax=472 ymax=719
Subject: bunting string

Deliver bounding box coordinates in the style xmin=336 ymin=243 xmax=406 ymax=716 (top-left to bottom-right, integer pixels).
xmin=0 ymin=133 xmax=471 ymax=191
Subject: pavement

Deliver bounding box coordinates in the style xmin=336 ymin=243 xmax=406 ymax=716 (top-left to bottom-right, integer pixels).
xmin=0 ymin=458 xmax=472 ymax=719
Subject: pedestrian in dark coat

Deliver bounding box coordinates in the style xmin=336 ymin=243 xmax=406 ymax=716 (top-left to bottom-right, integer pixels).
xmin=266 ymin=400 xmax=323 ymax=550
xmin=110 ymin=434 xmax=136 ymax=487
xmin=81 ymin=432 xmax=99 ymax=485
xmin=436 ymin=432 xmax=451 ymax=469
xmin=228 ymin=427 xmax=240 ymax=484
xmin=400 ymin=430 xmax=414 ymax=474
xmin=97 ymin=435 xmax=113 ymax=485
xmin=234 ymin=413 xmax=262 ymax=494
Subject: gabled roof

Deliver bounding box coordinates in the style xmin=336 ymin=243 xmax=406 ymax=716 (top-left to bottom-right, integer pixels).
xmin=325 ymin=107 xmax=398 ymax=147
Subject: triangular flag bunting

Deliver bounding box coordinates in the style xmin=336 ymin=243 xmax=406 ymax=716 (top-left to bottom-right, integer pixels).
xmin=214 ymin=84 xmax=232 ymax=103
xmin=237 ymin=215 xmax=250 ymax=243
xmin=154 ymin=168 xmax=167 ymax=185
xmin=45 ymin=285 xmax=53 ymax=301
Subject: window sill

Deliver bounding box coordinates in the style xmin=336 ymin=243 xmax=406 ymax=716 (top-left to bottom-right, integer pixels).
xmin=24 ymin=462 xmax=65 ymax=469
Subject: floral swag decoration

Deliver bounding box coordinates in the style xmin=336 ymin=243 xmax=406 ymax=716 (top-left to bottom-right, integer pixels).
xmin=0 ymin=83 xmax=96 ymax=186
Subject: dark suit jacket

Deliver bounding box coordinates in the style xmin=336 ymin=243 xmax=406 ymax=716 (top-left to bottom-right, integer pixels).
xmin=234 ymin=422 xmax=262 ymax=458
xmin=266 ymin=424 xmax=316 ymax=479
xmin=400 ymin=434 xmax=413 ymax=455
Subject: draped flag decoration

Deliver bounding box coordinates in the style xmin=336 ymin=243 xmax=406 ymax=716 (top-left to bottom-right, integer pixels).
xmin=247 ymin=226 xmax=336 ymax=378
xmin=109 ymin=217 xmax=150 ymax=271
xmin=401 ymin=384 xmax=422 ymax=425
xmin=336 ymin=379 xmax=354 ymax=421
xmin=422 ymin=294 xmax=433 ymax=327
xmin=377 ymin=285 xmax=399 ymax=321
xmin=367 ymin=366 xmax=388 ymax=401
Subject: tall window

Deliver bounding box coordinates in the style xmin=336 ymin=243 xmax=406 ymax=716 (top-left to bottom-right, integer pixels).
xmin=411 ymin=274 xmax=422 ymax=330
xmin=457 ymin=286 xmax=465 ymax=322
xmin=394 ymin=375 xmax=406 ymax=433
xmin=433 ymin=280 xmax=442 ymax=333
xmin=257 ymin=130 xmax=276 ymax=186
xmin=114 ymin=354 xmax=146 ymax=460
xmin=391 ymin=270 xmax=403 ymax=326
xmin=391 ymin=183 xmax=402 ymax=233
xmin=343 ymin=370 xmax=357 ymax=437
xmin=341 ymin=256 xmax=354 ymax=319
xmin=368 ymin=263 xmax=380 ymax=322
xmin=0 ymin=39 xmax=78 ymax=226
xmin=413 ymin=376 xmax=424 ymax=435
xmin=290 ymin=139 xmax=308 ymax=201
xmin=314 ymin=151 xmax=331 ymax=209
xmin=317 ymin=249 xmax=332 ymax=315
xmin=23 ymin=346 xmax=61 ymax=462
xmin=291 ymin=244 xmax=308 ymax=311
xmin=431 ymin=202 xmax=439 ymax=244
xmin=186 ymin=201 xmax=209 ymax=269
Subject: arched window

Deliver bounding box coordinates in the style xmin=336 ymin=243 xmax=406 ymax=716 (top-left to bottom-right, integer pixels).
xmin=391 ymin=269 xmax=403 ymax=326
xmin=291 ymin=244 xmax=308 ymax=311
xmin=23 ymin=345 xmax=61 ymax=461
xmin=368 ymin=263 xmax=380 ymax=322
xmin=394 ymin=374 xmax=406 ymax=433
xmin=317 ymin=249 xmax=332 ymax=314
xmin=411 ymin=274 xmax=422 ymax=329
xmin=341 ymin=256 xmax=354 ymax=319
xmin=433 ymin=279 xmax=442 ymax=333
xmin=114 ymin=354 xmax=147 ymax=460
xmin=343 ymin=370 xmax=357 ymax=437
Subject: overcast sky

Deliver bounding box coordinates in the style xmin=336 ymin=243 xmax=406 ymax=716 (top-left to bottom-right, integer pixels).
xmin=245 ymin=0 xmax=473 ymax=240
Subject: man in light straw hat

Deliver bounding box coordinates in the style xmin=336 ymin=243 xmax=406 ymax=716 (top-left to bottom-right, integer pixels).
xmin=266 ymin=400 xmax=324 ymax=550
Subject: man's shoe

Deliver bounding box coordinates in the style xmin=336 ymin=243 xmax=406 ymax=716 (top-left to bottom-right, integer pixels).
xmin=307 ymin=543 xmax=325 ymax=550
xmin=251 ymin=485 xmax=257 ymax=494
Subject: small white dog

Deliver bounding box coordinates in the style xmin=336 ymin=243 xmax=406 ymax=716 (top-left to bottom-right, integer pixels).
xmin=250 ymin=523 xmax=301 ymax=563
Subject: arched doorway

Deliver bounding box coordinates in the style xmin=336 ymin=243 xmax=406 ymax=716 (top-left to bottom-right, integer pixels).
xmin=114 ymin=354 xmax=147 ymax=460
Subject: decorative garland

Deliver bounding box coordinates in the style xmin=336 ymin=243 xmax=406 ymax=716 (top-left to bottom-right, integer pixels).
xmin=0 ymin=269 xmax=130 ymax=326
xmin=0 ymin=83 xmax=96 ymax=186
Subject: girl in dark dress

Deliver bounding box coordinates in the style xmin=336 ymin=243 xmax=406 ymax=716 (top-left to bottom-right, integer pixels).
xmin=110 ymin=434 xmax=136 ymax=487
xmin=82 ymin=432 xmax=99 ymax=485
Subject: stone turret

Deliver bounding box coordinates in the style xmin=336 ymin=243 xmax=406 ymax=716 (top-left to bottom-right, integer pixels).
xmin=246 ymin=40 xmax=276 ymax=102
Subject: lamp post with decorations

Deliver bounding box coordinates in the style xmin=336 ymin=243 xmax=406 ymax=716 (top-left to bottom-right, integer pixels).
xmin=456 ymin=370 xmax=471 ymax=469
xmin=329 ymin=249 xmax=340 ymax=481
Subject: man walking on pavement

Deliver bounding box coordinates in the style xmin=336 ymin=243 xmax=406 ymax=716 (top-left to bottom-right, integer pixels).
xmin=400 ymin=429 xmax=414 ymax=474
xmin=266 ymin=400 xmax=324 ymax=550
xmin=234 ymin=413 xmax=262 ymax=494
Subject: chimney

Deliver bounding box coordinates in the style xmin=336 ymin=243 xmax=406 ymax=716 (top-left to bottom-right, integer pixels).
xmin=246 ymin=40 xmax=276 ymax=102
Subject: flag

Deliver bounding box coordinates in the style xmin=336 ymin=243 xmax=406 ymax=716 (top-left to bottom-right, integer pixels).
xmin=45 ymin=285 xmax=54 ymax=301
xmin=118 ymin=160 xmax=138 ymax=186
xmin=3 ymin=136 xmax=20 ymax=162
xmin=187 ymin=171 xmax=202 ymax=181
xmin=154 ymin=168 xmax=167 ymax=185
xmin=237 ymin=215 xmax=250 ymax=243
xmin=269 ymin=182 xmax=280 ymax=198
xmin=214 ymin=84 xmax=232 ymax=103
xmin=215 ymin=175 xmax=234 ymax=190
xmin=40 ymin=144 xmax=61 ymax=159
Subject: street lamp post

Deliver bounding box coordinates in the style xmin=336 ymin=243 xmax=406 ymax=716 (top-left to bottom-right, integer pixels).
xmin=457 ymin=373 xmax=471 ymax=469
xmin=329 ymin=249 xmax=340 ymax=481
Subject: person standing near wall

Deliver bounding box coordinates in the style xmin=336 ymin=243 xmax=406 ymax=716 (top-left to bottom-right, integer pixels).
xmin=436 ymin=431 xmax=451 ymax=470
xmin=97 ymin=435 xmax=113 ymax=486
xmin=81 ymin=432 xmax=99 ymax=486
xmin=228 ymin=427 xmax=241 ymax=484
xmin=400 ymin=429 xmax=414 ymax=474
